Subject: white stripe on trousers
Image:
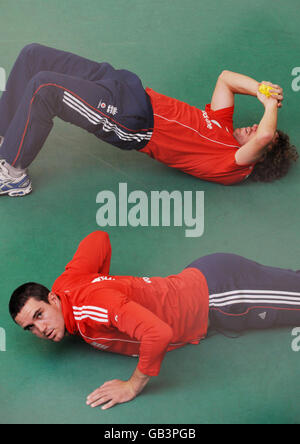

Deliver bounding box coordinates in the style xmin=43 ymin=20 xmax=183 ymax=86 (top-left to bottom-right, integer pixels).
xmin=63 ymin=91 xmax=153 ymax=143
xmin=209 ymin=289 xmax=300 ymax=308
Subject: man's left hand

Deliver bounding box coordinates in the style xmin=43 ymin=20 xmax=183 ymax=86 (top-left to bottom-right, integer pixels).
xmin=86 ymin=379 xmax=137 ymax=410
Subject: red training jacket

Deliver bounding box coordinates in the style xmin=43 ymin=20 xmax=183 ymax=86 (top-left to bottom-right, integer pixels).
xmin=52 ymin=231 xmax=209 ymax=376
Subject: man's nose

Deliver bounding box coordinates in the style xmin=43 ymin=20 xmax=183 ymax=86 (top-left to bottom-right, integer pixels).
xmin=36 ymin=321 xmax=48 ymax=336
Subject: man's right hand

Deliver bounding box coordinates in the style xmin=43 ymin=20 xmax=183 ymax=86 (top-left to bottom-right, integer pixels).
xmin=257 ymin=81 xmax=283 ymax=108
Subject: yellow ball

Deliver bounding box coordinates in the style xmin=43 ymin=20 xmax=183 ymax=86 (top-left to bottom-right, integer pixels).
xmin=259 ymin=84 xmax=278 ymax=97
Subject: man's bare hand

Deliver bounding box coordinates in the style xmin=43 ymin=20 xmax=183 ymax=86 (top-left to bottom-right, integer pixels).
xmin=257 ymin=81 xmax=284 ymax=108
xmin=86 ymin=379 xmax=137 ymax=410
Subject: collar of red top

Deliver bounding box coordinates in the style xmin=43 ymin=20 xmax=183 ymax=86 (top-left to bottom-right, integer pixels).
xmin=55 ymin=291 xmax=78 ymax=335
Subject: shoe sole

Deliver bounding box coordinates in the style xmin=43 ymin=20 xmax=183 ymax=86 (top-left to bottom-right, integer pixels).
xmin=0 ymin=184 xmax=32 ymax=197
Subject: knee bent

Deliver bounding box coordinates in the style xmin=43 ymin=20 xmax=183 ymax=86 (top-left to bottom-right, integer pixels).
xmin=30 ymin=70 xmax=60 ymax=89
xmin=19 ymin=43 xmax=45 ymax=61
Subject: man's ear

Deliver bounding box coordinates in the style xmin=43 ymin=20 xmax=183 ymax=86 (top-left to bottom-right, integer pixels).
xmin=48 ymin=291 xmax=60 ymax=305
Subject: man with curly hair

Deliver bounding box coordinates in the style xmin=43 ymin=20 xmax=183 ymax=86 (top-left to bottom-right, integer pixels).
xmin=208 ymin=73 xmax=297 ymax=183
xmin=248 ymin=130 xmax=298 ymax=182
xmin=0 ymin=44 xmax=296 ymax=196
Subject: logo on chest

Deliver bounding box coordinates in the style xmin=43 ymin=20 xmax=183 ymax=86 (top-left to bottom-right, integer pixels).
xmin=201 ymin=111 xmax=223 ymax=131
xmin=201 ymin=111 xmax=213 ymax=129
xmin=91 ymin=276 xmax=116 ymax=283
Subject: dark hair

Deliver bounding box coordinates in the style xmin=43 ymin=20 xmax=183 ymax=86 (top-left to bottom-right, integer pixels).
xmin=249 ymin=130 xmax=298 ymax=182
xmin=9 ymin=282 xmax=50 ymax=322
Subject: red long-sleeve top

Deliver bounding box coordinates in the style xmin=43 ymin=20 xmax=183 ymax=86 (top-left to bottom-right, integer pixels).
xmin=52 ymin=231 xmax=209 ymax=376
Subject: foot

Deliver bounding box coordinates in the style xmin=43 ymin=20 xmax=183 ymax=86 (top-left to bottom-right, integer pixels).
xmin=0 ymin=160 xmax=32 ymax=197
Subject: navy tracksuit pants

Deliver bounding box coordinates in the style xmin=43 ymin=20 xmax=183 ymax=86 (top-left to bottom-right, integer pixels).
xmin=187 ymin=253 xmax=300 ymax=332
xmin=0 ymin=44 xmax=153 ymax=168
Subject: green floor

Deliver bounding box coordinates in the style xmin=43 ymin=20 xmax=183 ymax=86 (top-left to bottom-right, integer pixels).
xmin=1 ymin=0 xmax=300 ymax=424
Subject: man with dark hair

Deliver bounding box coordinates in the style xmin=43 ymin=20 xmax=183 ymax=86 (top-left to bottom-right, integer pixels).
xmin=0 ymin=44 xmax=295 ymax=196
xmin=9 ymin=282 xmax=66 ymax=342
xmin=9 ymin=231 xmax=300 ymax=410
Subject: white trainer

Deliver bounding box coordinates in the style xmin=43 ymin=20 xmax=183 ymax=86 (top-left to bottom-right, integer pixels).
xmin=0 ymin=160 xmax=32 ymax=197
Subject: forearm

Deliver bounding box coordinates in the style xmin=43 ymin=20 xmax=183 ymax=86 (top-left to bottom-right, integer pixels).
xmin=257 ymin=100 xmax=278 ymax=139
xmin=85 ymin=304 xmax=173 ymax=410
xmin=128 ymin=366 xmax=151 ymax=396
xmin=235 ymin=99 xmax=278 ymax=165
xmin=221 ymin=70 xmax=259 ymax=96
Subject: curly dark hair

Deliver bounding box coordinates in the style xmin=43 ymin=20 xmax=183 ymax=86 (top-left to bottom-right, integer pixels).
xmin=249 ymin=130 xmax=298 ymax=182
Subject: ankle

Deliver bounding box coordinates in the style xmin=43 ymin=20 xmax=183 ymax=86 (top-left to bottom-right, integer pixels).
xmin=1 ymin=159 xmax=26 ymax=178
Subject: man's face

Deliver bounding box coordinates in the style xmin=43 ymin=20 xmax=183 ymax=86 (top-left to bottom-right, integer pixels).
xmin=233 ymin=124 xmax=259 ymax=145
xmin=15 ymin=293 xmax=66 ymax=342
xmin=233 ymin=124 xmax=278 ymax=150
